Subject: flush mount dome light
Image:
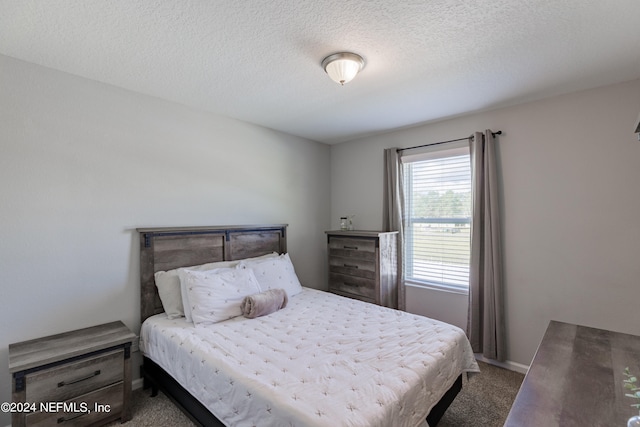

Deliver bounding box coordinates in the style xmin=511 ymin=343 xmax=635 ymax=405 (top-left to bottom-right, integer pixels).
xmin=321 ymin=52 xmax=365 ymax=86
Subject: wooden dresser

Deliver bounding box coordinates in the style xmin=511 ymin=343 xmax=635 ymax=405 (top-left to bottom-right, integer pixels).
xmin=505 ymin=320 xmax=640 ymax=426
xmin=325 ymin=230 xmax=398 ymax=308
xmin=9 ymin=321 xmax=135 ymax=427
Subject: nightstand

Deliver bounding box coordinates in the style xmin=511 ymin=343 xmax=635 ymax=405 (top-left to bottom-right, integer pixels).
xmin=9 ymin=321 xmax=135 ymax=427
xmin=326 ymin=230 xmax=399 ymax=308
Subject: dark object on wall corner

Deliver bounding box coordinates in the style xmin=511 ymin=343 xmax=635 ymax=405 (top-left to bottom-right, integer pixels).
xmin=634 ymin=111 xmax=640 ymax=141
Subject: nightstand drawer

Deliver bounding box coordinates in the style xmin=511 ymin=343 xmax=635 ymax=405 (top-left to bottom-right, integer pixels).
xmin=328 ymin=237 xmax=376 ymax=260
xmin=25 ymin=382 xmax=123 ymax=427
xmin=26 ymin=349 xmax=124 ymax=404
xmin=329 ymin=273 xmax=376 ymax=300
xmin=10 ymin=321 xmax=135 ymax=427
xmin=329 ymin=256 xmax=376 ymax=279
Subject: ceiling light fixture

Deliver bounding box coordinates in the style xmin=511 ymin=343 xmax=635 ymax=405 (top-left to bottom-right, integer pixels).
xmin=321 ymin=52 xmax=365 ymax=86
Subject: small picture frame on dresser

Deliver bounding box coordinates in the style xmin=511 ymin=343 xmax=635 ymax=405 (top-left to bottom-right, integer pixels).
xmin=325 ymin=230 xmax=399 ymax=308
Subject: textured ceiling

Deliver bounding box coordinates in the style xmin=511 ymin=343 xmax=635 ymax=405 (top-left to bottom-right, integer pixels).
xmin=1 ymin=0 xmax=639 ymax=144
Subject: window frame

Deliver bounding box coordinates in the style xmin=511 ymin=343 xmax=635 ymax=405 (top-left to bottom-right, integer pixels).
xmin=401 ymin=141 xmax=472 ymax=295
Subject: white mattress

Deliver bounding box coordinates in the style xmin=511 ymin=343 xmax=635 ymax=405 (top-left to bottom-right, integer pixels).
xmin=140 ymin=288 xmax=479 ymax=427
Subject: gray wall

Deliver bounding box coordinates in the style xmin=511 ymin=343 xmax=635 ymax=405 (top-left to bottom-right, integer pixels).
xmin=3 ymin=50 xmax=640 ymax=421
xmin=331 ymin=78 xmax=640 ymax=368
xmin=0 ymin=54 xmax=331 ymax=423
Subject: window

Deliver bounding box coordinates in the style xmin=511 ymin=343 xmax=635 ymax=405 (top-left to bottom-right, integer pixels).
xmin=403 ymin=143 xmax=471 ymax=292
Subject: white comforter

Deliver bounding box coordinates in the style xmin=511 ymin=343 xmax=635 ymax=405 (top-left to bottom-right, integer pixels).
xmin=140 ymin=288 xmax=479 ymax=427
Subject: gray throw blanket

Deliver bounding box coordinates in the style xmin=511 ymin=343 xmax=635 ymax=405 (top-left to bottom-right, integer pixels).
xmin=241 ymin=288 xmax=288 ymax=318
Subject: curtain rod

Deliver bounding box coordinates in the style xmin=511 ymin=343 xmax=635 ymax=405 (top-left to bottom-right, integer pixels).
xmin=396 ymin=130 xmax=502 ymax=153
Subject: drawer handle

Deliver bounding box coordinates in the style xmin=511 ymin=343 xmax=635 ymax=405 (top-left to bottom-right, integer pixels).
xmin=344 ymin=264 xmax=359 ymax=269
xmin=58 ymin=411 xmax=89 ymax=424
xmin=343 ymin=245 xmax=359 ymax=250
xmin=57 ymin=370 xmax=101 ymax=388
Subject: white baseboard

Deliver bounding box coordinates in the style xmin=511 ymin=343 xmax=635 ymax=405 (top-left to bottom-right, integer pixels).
xmin=475 ymin=354 xmax=529 ymax=374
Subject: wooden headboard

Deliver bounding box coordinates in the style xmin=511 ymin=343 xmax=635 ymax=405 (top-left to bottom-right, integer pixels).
xmin=137 ymin=224 xmax=287 ymax=323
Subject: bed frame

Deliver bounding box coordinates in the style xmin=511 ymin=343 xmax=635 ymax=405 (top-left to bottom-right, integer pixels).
xmin=137 ymin=224 xmax=460 ymax=426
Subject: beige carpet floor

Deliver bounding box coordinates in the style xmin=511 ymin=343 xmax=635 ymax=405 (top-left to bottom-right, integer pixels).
xmin=114 ymin=361 xmax=524 ymax=426
xmin=438 ymin=361 xmax=525 ymax=426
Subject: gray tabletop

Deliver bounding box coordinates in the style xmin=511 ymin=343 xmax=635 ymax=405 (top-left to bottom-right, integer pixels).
xmin=505 ymin=320 xmax=640 ymax=427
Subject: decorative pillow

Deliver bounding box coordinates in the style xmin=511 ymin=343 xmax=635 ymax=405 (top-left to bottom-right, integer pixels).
xmin=154 ymin=252 xmax=278 ymax=320
xmin=241 ymin=288 xmax=288 ymax=319
xmin=237 ymin=253 xmax=303 ymax=297
xmin=180 ymin=268 xmax=262 ymax=326
xmin=155 ymin=260 xmax=236 ymax=320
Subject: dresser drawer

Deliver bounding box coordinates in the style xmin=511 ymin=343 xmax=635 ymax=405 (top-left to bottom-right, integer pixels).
xmin=328 ymin=237 xmax=377 ymax=260
xmin=25 ymin=382 xmax=123 ymax=427
xmin=329 ymin=273 xmax=376 ymax=301
xmin=329 ymin=256 xmax=376 ymax=279
xmin=326 ymin=231 xmax=398 ymax=308
xmin=26 ymin=349 xmax=124 ymax=404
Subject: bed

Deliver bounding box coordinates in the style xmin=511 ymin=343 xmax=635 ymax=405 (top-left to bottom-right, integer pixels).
xmin=137 ymin=224 xmax=479 ymax=426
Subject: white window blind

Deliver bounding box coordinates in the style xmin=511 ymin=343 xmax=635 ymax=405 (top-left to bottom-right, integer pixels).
xmin=403 ymin=144 xmax=471 ymax=291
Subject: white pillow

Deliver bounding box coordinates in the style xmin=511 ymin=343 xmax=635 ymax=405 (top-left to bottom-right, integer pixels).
xmin=179 ymin=252 xmax=279 ymax=322
xmin=181 ymin=268 xmax=261 ymax=326
xmin=238 ymin=253 xmax=303 ymax=298
xmin=155 ymin=279 xmax=185 ymax=320
xmin=155 ymin=260 xmax=236 ymax=320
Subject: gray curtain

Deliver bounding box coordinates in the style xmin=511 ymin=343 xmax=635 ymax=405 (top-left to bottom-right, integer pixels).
xmin=467 ymin=130 xmax=506 ymax=361
xmin=383 ymin=148 xmax=405 ymax=310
